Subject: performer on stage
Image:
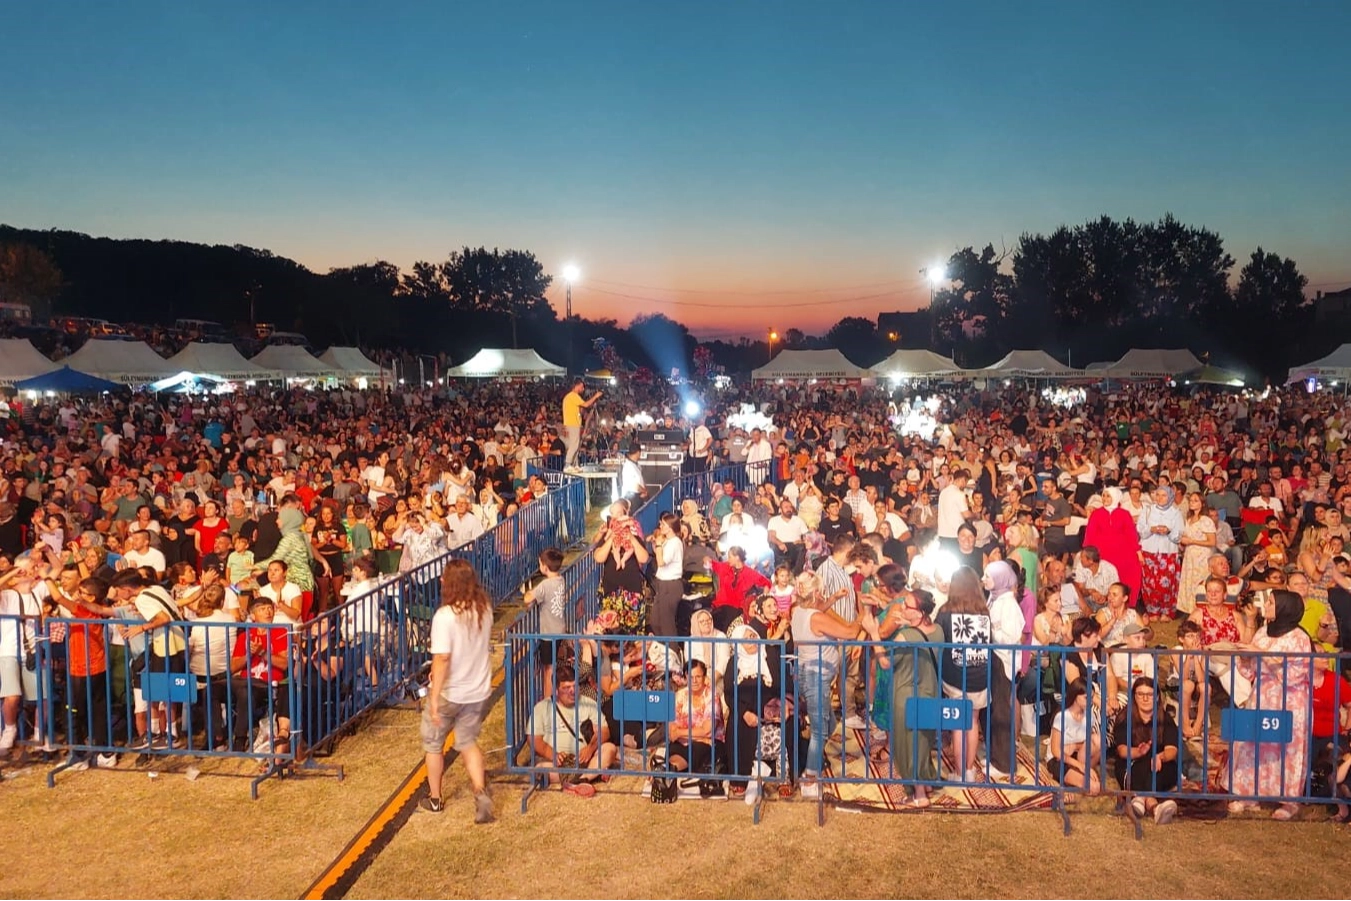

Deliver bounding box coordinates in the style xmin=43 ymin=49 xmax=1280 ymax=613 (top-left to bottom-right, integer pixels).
xmin=561 ymin=379 xmax=602 ymax=468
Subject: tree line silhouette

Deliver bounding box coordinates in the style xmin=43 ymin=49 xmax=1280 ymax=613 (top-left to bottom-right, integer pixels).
xmin=0 ymin=216 xmax=1327 ymax=379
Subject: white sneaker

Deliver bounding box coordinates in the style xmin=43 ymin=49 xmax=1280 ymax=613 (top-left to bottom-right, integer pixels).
xmin=0 ymin=725 xmax=16 ymax=751
xmin=1154 ymin=799 xmax=1177 ymax=825
xmin=744 ymin=780 xmax=761 ymax=806
xmin=96 ymin=754 xmax=119 ymax=769
xmin=800 ymin=780 xmax=822 ymax=800
xmin=1130 ymin=798 xmax=1147 ymax=819
xmin=844 ymin=714 xmax=868 ymax=730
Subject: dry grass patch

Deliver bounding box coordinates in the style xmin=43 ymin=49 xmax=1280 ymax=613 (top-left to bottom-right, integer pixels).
xmin=348 ymin=784 xmax=1347 ymax=900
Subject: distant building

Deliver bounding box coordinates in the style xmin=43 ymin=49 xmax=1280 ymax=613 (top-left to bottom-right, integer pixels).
xmin=1315 ymin=287 xmax=1351 ymax=326
xmin=876 ymin=310 xmax=931 ymax=348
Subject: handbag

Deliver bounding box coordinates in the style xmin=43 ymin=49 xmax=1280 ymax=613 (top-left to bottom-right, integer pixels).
xmin=648 ymin=750 xmax=678 ymax=804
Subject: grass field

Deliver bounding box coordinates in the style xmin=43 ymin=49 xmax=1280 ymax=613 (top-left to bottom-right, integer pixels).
xmin=5 ymin=585 xmax=1348 ymax=900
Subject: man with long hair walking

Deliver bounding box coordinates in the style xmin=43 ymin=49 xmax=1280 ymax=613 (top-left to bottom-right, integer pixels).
xmin=419 ymin=558 xmax=495 ymax=822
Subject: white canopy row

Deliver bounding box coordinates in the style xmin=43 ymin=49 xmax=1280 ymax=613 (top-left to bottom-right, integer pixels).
xmin=0 ymin=338 xmax=384 ymax=386
xmin=1287 ymin=345 xmax=1351 ymax=384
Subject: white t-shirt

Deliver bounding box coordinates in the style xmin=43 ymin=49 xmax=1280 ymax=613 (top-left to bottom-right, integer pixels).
xmin=362 ymin=465 xmax=387 ymax=504
xmin=768 ymin=514 xmax=808 ymax=545
xmin=690 ymin=425 xmax=713 ymax=459
xmin=124 ymin=547 xmax=167 ymax=575
xmin=1109 ymin=648 xmax=1157 ymax=691
xmin=189 ymin=611 xmax=236 ymax=677
xmin=619 ymin=458 xmax=645 ymax=497
xmin=445 ymin=512 xmax=485 ymax=548
xmin=883 ymin=511 xmax=908 ymax=539
xmin=936 ymin=484 xmax=970 ymax=538
xmin=1048 ymin=708 xmax=1088 ymax=760
xmin=259 ymin=581 xmax=304 ymax=626
xmin=655 ymin=536 xmax=683 ymax=581
xmin=429 ymin=604 xmax=493 ymax=704
xmin=0 ymin=583 xmax=49 ymax=657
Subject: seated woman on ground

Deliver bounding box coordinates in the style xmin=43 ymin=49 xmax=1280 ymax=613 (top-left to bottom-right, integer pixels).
xmin=1046 ymin=677 xmax=1103 ymax=795
xmin=1111 ymin=677 xmax=1180 ymax=824
xmin=665 ymin=659 xmax=727 ymax=795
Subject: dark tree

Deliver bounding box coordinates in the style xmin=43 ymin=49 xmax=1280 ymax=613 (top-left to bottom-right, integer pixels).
xmin=825 ymin=316 xmax=883 ymax=364
xmin=0 ymin=242 xmax=64 ymax=317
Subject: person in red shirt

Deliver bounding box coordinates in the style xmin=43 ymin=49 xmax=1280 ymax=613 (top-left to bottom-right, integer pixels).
xmin=1311 ymin=646 xmax=1351 ymax=761
xmin=48 ymin=567 xmax=114 ymax=757
xmin=706 ymin=547 xmax=770 ymax=632
xmin=230 ymin=595 xmax=292 ymax=756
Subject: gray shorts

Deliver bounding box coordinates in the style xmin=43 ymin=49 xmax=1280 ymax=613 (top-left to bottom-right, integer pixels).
xmin=420 ymin=695 xmax=489 ymax=754
xmin=0 ymin=656 xmax=38 ymax=701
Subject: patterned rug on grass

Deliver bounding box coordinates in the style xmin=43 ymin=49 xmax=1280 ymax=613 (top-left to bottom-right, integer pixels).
xmin=820 ymin=726 xmax=1055 ymax=813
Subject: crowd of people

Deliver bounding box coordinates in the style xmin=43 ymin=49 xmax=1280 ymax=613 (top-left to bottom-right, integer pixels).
xmin=2 ymin=368 xmax=1349 ymax=829
xmin=513 ymin=377 xmax=1351 ymax=824
xmin=0 ymin=381 xmax=579 ymax=767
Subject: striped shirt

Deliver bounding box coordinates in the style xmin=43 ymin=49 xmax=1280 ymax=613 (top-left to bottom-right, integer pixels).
xmin=816 ymin=556 xmax=856 ymax=621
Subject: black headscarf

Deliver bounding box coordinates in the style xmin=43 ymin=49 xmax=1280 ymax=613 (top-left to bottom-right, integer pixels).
xmin=1265 ymin=589 xmax=1305 ymax=639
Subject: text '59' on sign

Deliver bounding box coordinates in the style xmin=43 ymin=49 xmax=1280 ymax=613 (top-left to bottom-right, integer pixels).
xmin=905 ymin=697 xmax=973 ymax=731
xmin=1220 ymin=708 xmax=1293 ymax=744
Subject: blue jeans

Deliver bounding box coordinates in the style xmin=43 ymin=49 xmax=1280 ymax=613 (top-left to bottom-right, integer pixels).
xmin=800 ymin=662 xmax=838 ymax=775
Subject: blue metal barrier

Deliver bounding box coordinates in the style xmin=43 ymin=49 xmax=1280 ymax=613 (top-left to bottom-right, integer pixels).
xmin=450 ymin=470 xmax=587 ymax=607
xmin=503 ymin=463 xmax=746 ymax=762
xmin=39 ymin=614 xmax=302 ymax=798
xmin=503 ymin=629 xmax=1351 ymax=829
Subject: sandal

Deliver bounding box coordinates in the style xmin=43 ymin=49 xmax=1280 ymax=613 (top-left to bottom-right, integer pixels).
xmin=778 ymin=783 xmax=795 ymax=799
xmin=563 ymin=781 xmax=596 ymax=799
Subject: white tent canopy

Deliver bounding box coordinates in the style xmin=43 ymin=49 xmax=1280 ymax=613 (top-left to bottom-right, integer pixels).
xmin=61 ymin=339 xmax=178 ymax=384
xmin=0 ymin=338 xmax=60 ymax=386
xmin=751 ymin=349 xmax=866 ymax=381
xmin=972 ymin=349 xmax=1080 ymax=378
xmin=445 ymin=348 xmax=565 ymax=378
xmin=250 ymin=344 xmax=334 ymax=378
xmin=167 ymin=342 xmax=276 ymax=380
xmin=1098 ymin=348 xmax=1202 ymax=378
xmin=867 ymin=349 xmax=959 ymax=379
xmin=1288 ymin=345 xmax=1351 ymax=383
xmin=319 ymin=346 xmax=382 ymax=377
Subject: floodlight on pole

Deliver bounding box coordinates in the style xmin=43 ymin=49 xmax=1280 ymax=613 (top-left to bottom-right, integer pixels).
xmin=920 ymin=263 xmax=947 ymax=349
xmin=561 ymin=263 xmax=581 ymax=375
xmin=561 ymin=264 xmax=580 ymax=320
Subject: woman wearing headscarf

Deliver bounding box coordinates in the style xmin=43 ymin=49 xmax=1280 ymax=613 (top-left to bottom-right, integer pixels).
xmin=686 ymin=608 xmax=730 ymax=684
xmin=723 ymin=624 xmax=800 ymax=803
xmin=983 ymin=560 xmax=1026 ymax=780
xmin=875 ymin=571 xmax=944 ymax=807
xmin=1227 ymin=589 xmax=1313 ymax=820
xmin=254 ymin=506 xmax=322 ymax=621
xmin=1137 ymin=485 xmax=1183 ymax=620
xmin=1083 ymin=486 xmax=1142 ymax=609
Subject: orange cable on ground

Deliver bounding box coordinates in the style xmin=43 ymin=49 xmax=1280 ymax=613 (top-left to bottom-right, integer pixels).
xmin=300 ymin=664 xmax=507 ymax=900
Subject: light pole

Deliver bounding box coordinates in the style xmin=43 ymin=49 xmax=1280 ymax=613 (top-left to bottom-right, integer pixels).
xmin=767 ymin=328 xmax=779 ymax=365
xmin=921 ymin=263 xmax=946 ymax=350
xmin=562 ymin=264 xmax=580 ymax=373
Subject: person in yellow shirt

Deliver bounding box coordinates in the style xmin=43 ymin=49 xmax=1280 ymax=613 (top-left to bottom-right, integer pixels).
xmin=561 ymin=379 xmax=602 ymax=467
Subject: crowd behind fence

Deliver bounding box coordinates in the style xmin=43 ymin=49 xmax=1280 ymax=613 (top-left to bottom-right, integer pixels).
xmin=1 ymin=471 xmax=588 ymax=796
xmin=504 ymin=633 xmax=1349 ymax=825
xmin=501 ymin=462 xmax=1351 ymax=827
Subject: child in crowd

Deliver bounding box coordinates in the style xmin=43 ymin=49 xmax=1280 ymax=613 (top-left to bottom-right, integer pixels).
xmin=227 ymin=533 xmax=255 ymax=587
xmin=769 ymin=564 xmax=796 ymax=615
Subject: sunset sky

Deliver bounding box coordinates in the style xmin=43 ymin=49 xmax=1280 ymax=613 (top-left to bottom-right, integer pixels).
xmin=2 ymin=1 xmax=1348 ymax=338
